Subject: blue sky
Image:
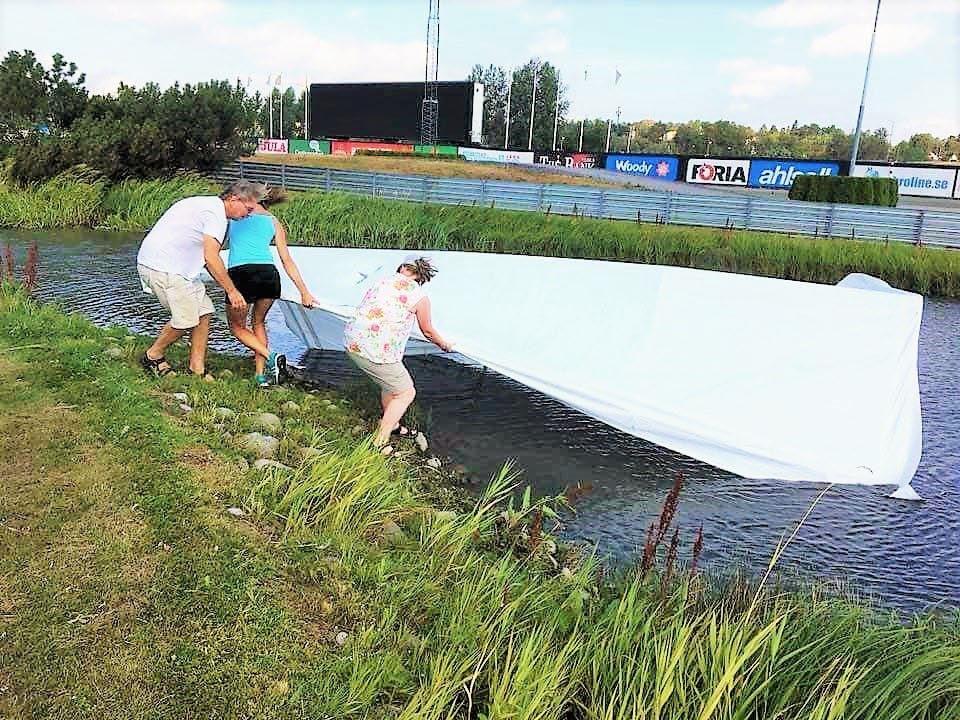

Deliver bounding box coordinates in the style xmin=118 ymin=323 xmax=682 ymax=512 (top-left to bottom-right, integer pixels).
xmin=1 ymin=0 xmax=957 ymax=141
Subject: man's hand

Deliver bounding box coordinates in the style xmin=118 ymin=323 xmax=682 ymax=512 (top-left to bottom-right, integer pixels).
xmin=227 ymin=289 xmax=247 ymax=313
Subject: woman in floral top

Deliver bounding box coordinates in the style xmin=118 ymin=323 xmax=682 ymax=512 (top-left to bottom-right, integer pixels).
xmin=344 ymin=255 xmax=453 ymax=451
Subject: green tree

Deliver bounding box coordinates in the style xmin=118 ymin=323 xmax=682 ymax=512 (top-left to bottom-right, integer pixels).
xmin=45 ymin=53 xmax=87 ymax=131
xmin=480 ymin=59 xmax=568 ymax=150
xmin=467 ymin=64 xmax=508 ymax=146
xmin=0 ymin=50 xmax=51 ymax=141
xmin=260 ymin=85 xmax=305 ymax=140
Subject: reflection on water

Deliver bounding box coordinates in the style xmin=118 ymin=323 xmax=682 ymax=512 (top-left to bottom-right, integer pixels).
xmin=6 ymin=228 xmax=959 ymax=614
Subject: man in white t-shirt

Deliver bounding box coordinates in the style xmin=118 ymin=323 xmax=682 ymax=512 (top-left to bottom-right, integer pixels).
xmin=136 ymin=180 xmax=265 ymax=377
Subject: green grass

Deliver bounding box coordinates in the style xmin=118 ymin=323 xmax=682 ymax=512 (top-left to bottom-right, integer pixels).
xmin=2 ymin=172 xmax=958 ymax=297
xmin=0 ymin=169 xmax=216 ymax=231
xmin=2 ymin=284 xmax=959 ymax=719
xmin=273 ymin=191 xmax=960 ymax=298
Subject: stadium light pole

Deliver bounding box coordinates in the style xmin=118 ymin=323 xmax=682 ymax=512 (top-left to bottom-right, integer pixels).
xmin=848 ymin=0 xmax=882 ymax=175
xmin=504 ymin=69 xmax=512 ymax=149
xmin=527 ymin=63 xmax=539 ymax=151
xmin=551 ymin=70 xmax=560 ymax=151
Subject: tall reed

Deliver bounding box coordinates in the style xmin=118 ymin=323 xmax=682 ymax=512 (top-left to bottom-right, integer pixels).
xmin=236 ymin=427 xmax=960 ymax=720
xmin=273 ymin=191 xmax=960 ymax=297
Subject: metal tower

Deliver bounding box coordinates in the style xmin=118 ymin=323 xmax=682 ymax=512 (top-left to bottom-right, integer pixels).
xmin=420 ymin=0 xmax=440 ymax=147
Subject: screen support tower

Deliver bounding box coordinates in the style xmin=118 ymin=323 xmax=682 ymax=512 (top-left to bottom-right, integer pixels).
xmin=420 ymin=0 xmax=440 ymax=147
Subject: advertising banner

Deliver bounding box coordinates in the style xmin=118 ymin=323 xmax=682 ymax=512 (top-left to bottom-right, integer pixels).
xmin=955 ymin=175 xmax=960 ymax=199
xmin=289 ymin=139 xmax=330 ymax=154
xmin=256 ymin=138 xmax=289 ymax=154
xmin=853 ymin=164 xmax=957 ymax=198
xmin=605 ymin=154 xmax=679 ymax=180
xmin=686 ymin=158 xmax=750 ymax=185
xmin=748 ymin=160 xmax=840 ymax=189
xmin=330 ymin=140 xmax=414 ymax=156
xmin=534 ymin=151 xmax=600 ymax=169
xmin=457 ymin=147 xmax=534 ymax=164
xmin=414 ymin=144 xmax=458 ymax=156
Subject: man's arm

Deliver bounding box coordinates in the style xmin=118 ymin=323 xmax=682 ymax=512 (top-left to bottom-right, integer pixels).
xmin=203 ymin=234 xmax=247 ymax=312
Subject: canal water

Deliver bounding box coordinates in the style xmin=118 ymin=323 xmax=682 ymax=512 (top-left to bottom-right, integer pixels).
xmin=4 ymin=228 xmax=958 ymax=615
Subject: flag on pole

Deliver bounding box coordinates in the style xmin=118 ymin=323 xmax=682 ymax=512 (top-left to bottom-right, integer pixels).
xmin=615 ymin=68 xmax=622 ymax=84
xmin=584 ymin=68 xmax=588 ymax=81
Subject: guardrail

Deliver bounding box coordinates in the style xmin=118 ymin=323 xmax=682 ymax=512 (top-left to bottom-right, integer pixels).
xmin=211 ymin=161 xmax=960 ymax=248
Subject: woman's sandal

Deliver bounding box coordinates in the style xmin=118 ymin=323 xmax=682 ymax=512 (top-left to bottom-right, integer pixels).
xmin=140 ymin=353 xmax=175 ymax=377
xmin=391 ymin=424 xmax=412 ymax=437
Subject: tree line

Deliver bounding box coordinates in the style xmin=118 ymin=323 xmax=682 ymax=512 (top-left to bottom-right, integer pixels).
xmin=0 ymin=50 xmax=305 ymax=184
xmin=1 ymin=49 xmax=956 ymax=186
xmin=469 ymin=58 xmax=959 ymax=162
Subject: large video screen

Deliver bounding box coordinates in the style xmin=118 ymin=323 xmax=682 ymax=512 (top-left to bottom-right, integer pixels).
xmin=308 ymin=81 xmax=481 ymax=143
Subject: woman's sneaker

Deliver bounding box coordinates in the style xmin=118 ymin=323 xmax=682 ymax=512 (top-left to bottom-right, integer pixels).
xmin=266 ymin=352 xmax=287 ymax=385
xmin=254 ymin=373 xmax=270 ymax=389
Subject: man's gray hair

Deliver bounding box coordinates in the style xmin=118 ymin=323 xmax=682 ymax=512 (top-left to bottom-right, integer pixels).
xmin=220 ymin=180 xmax=267 ymax=201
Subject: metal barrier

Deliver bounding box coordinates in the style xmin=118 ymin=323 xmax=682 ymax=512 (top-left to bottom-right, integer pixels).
xmin=211 ymin=161 xmax=960 ymax=248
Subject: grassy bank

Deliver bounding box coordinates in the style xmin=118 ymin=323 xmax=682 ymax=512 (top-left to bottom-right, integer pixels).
xmin=240 ymin=153 xmax=630 ymax=188
xmin=1 ymin=172 xmax=959 ymax=297
xmin=275 ymin=191 xmax=960 ymax=297
xmin=0 ymin=168 xmax=217 ymax=231
xmin=2 ymin=285 xmax=959 ymax=719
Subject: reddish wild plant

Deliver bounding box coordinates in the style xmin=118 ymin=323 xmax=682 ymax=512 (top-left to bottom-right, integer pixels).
xmin=690 ymin=523 xmax=704 ymax=577
xmin=528 ymin=509 xmax=543 ymax=553
xmin=640 ymin=519 xmax=657 ymax=575
xmin=23 ymin=241 xmax=39 ymax=291
xmin=660 ymin=525 xmax=681 ymax=597
xmin=3 ymin=243 xmax=13 ymax=281
xmin=653 ymin=473 xmax=684 ymax=547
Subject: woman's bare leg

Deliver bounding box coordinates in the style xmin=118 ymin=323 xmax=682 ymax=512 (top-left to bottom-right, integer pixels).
xmin=251 ymin=299 xmax=275 ymax=376
xmin=376 ymin=386 xmax=416 ymax=446
xmin=226 ymin=305 xmax=270 ymax=363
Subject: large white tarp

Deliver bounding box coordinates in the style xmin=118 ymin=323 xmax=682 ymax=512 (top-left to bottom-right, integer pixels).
xmin=260 ymin=247 xmax=923 ymax=496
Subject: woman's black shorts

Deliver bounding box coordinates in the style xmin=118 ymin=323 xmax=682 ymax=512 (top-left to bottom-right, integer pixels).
xmin=227 ymin=264 xmax=281 ymax=303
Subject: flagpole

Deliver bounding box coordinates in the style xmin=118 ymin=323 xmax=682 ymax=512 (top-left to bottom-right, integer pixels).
xmin=605 ymin=119 xmax=611 ymax=152
xmin=552 ymin=71 xmax=560 ymax=151
xmin=504 ymin=69 xmax=512 ymax=149
xmin=527 ymin=63 xmax=538 ymax=151
xmin=304 ymin=75 xmax=309 ymax=140
xmin=578 ymin=119 xmax=583 ymax=151
xmin=269 ymin=85 xmax=274 ymax=139
xmin=278 ymin=76 xmax=284 ymax=140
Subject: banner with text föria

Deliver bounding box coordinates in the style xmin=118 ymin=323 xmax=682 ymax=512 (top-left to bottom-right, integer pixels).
xmin=686 ymin=158 xmax=751 ymax=186
xmin=853 ymin=164 xmax=958 ymax=198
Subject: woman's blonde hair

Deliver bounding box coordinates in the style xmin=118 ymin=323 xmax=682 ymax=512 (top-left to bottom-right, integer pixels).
xmin=399 ymin=256 xmax=438 ymax=283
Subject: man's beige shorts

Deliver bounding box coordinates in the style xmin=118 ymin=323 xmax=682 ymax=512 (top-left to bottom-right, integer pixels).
xmin=138 ymin=265 xmax=214 ymax=330
xmin=347 ymin=351 xmax=414 ymax=395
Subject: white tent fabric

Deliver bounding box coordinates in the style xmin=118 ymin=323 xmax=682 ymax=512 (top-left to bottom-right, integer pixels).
xmin=253 ymin=247 xmax=923 ymax=497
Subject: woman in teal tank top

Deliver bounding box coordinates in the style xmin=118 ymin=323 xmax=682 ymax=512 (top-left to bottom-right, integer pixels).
xmin=225 ymin=189 xmax=318 ymax=387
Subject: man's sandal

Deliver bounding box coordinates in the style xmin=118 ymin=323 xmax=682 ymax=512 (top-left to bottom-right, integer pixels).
xmin=141 ymin=353 xmax=175 ymax=377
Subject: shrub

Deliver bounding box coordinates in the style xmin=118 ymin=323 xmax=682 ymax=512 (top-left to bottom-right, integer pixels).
xmin=790 ymin=175 xmax=897 ymax=207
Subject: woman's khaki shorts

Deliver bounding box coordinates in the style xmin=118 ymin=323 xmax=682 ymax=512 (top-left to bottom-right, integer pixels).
xmin=347 ymin=351 xmax=414 ymax=395
xmin=138 ymin=265 xmax=214 ymax=329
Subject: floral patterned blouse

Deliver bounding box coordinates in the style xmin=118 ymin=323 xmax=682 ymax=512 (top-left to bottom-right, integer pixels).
xmin=344 ymin=273 xmax=426 ymax=364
